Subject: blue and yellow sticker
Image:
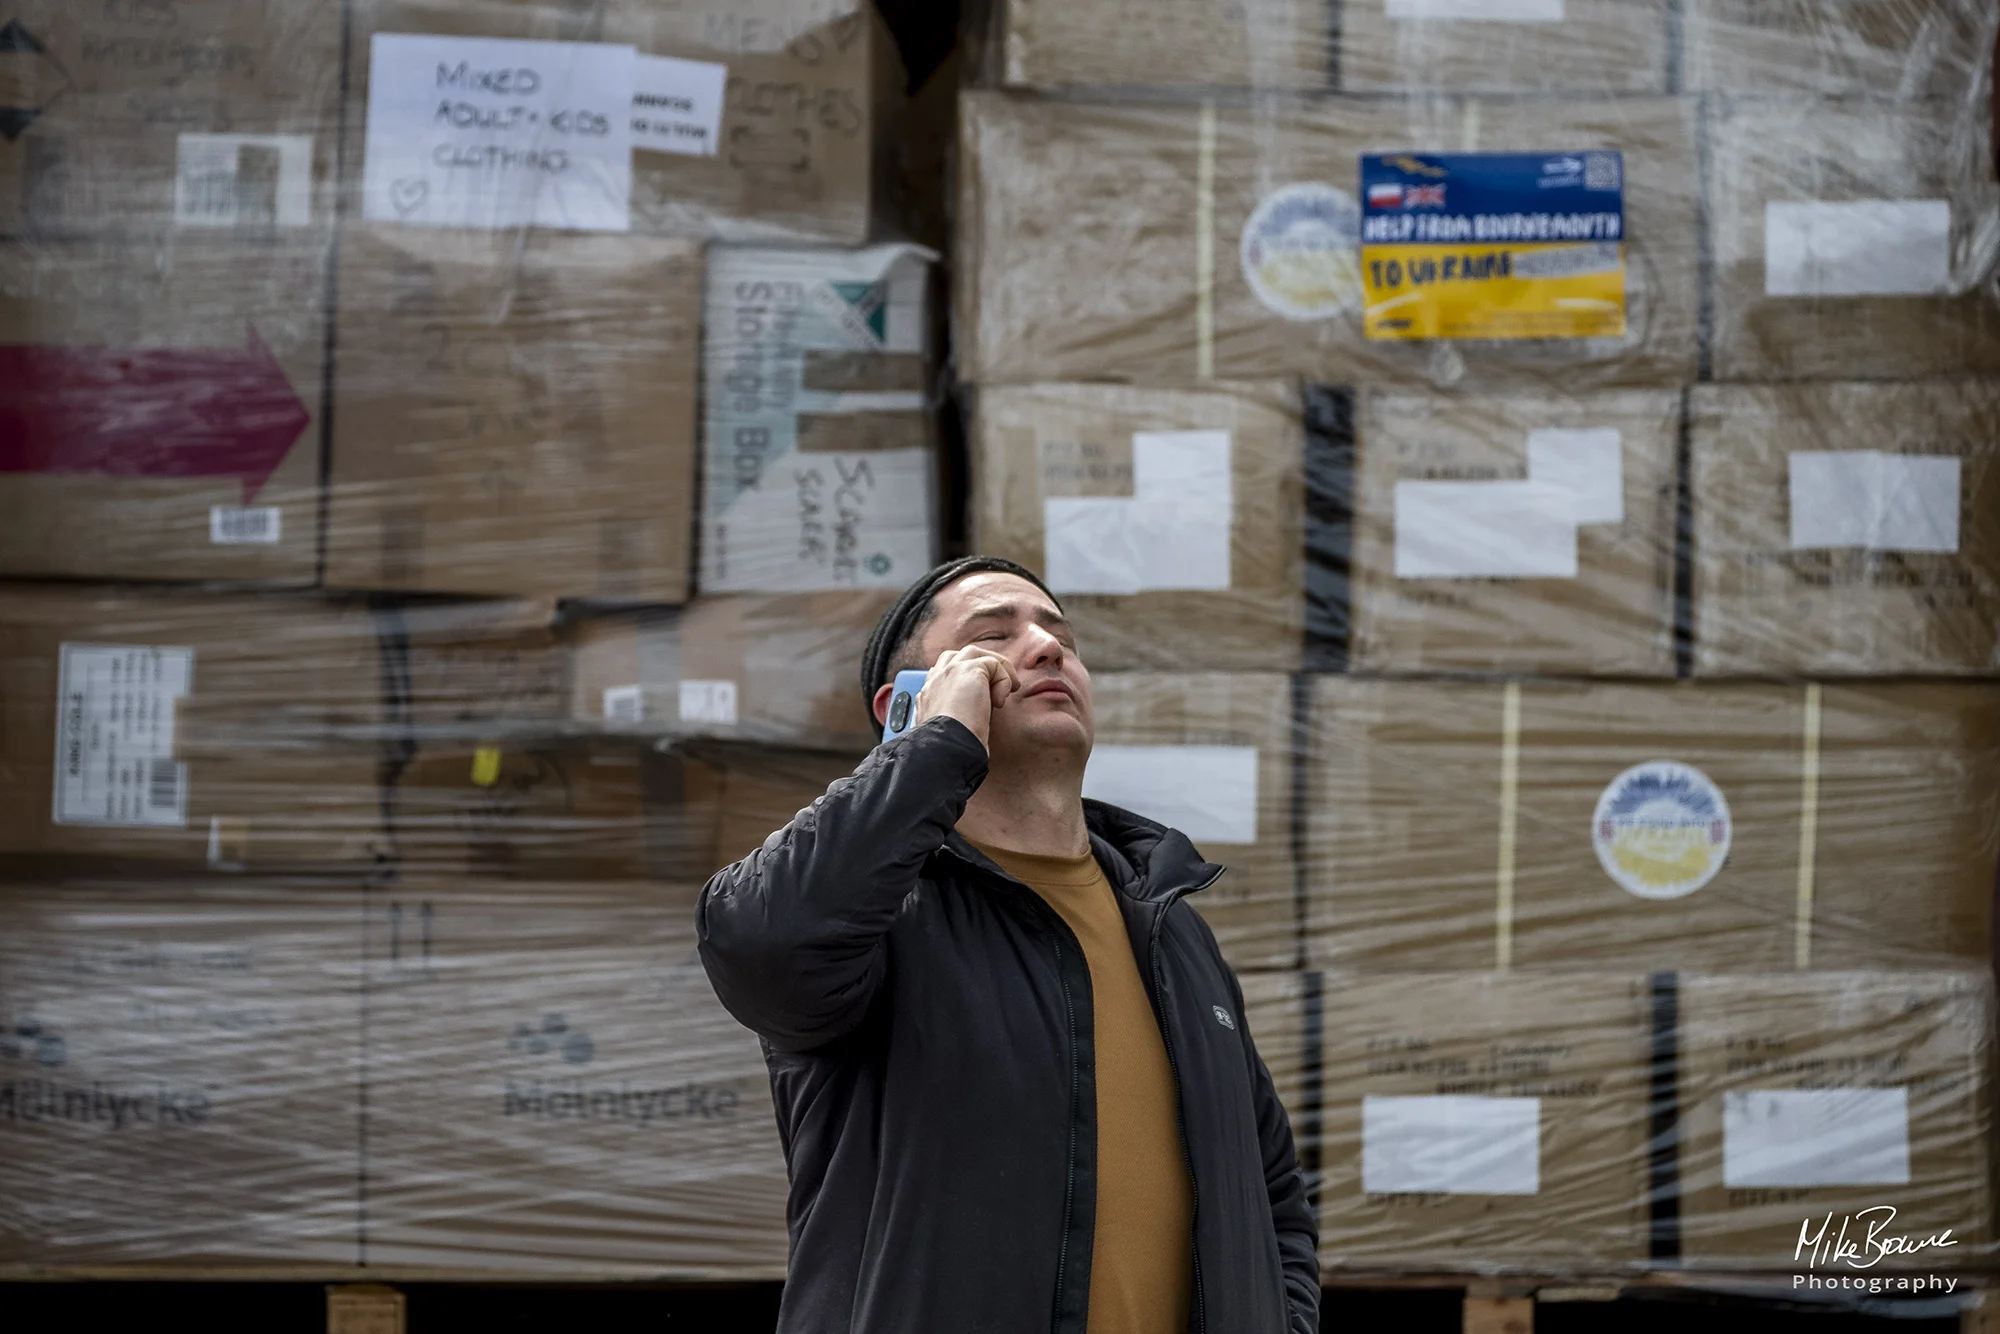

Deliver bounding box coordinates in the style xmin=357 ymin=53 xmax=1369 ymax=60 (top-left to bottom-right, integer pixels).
xmin=1359 ymin=151 xmax=1626 ymax=341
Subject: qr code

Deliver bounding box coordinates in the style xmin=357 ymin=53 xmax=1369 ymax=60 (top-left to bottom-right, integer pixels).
xmin=1583 ymin=152 xmax=1622 ymax=192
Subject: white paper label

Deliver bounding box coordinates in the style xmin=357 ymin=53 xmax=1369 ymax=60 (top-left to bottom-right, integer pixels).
xmin=678 ymin=679 xmax=740 ymax=726
xmin=52 ymin=645 xmax=194 ymax=828
xmin=631 ymin=55 xmax=727 ymax=158
xmin=710 ymin=448 xmax=933 ymax=591
xmin=1789 ymin=452 xmax=1961 ymax=553
xmin=1764 ymin=201 xmax=1950 ymax=298
xmin=1081 ymin=745 xmax=1257 ymax=845
xmin=175 ymin=133 xmax=315 ymax=228
xmin=1722 ymin=1088 xmax=1912 ymax=1188
xmin=209 ymin=506 xmax=282 ymax=545
xmin=363 ymin=34 xmax=635 ymax=233
xmin=1526 ymin=427 xmax=1623 ymax=525
xmin=1045 ymin=431 xmax=1232 ymax=595
xmin=1393 ymin=481 xmax=1579 ymax=579
xmin=1362 ymin=1095 xmax=1542 ymax=1195
xmin=1386 ymin=0 xmax=1565 ymax=18
xmin=602 ymin=684 xmax=645 ymax=724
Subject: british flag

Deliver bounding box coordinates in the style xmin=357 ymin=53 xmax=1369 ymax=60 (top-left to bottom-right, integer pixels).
xmin=1404 ymin=184 xmax=1447 ymax=208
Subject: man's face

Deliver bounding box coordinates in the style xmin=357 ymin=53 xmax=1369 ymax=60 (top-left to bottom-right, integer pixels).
xmin=915 ymin=572 xmax=1093 ymax=759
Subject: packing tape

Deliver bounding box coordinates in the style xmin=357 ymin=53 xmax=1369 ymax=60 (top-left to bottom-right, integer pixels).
xmin=1794 ymin=682 xmax=1823 ymax=970
xmin=1195 ymin=99 xmax=1217 ymax=381
xmin=1495 ymin=680 xmax=1522 ymax=971
xmin=471 ymin=745 xmax=504 ymax=788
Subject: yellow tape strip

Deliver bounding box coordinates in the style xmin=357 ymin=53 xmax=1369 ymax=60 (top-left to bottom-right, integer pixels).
xmin=471 ymin=745 xmax=503 ymax=789
xmin=1195 ymin=99 xmax=1216 ymax=382
xmin=1496 ymin=681 xmax=1522 ymax=972
xmin=1794 ymin=683 xmax=1823 ymax=970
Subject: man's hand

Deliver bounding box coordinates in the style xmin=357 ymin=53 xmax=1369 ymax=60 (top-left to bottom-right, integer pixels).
xmin=914 ymin=646 xmax=1018 ymax=751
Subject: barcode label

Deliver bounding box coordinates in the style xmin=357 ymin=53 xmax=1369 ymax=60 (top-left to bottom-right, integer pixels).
xmin=174 ymin=133 xmax=315 ymax=228
xmin=603 ymin=685 xmax=645 ymax=724
xmin=210 ymin=506 xmax=282 ymax=544
xmin=52 ymin=644 xmax=195 ymax=828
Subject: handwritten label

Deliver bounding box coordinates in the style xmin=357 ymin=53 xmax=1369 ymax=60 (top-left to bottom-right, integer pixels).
xmin=363 ymin=34 xmax=635 ymax=233
xmin=632 ymin=55 xmax=727 ymax=158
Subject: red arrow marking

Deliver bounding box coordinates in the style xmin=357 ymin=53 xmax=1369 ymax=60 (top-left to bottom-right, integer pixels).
xmin=0 ymin=329 xmax=310 ymax=503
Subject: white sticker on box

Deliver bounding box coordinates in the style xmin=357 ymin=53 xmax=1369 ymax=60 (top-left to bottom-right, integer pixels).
xmin=1526 ymin=427 xmax=1623 ymax=525
xmin=602 ymin=684 xmax=644 ymax=724
xmin=1081 ymin=745 xmax=1257 ymax=845
xmin=1393 ymin=481 xmax=1579 ymax=579
xmin=1722 ymin=1088 xmax=1911 ymax=1188
xmin=1044 ymin=431 xmax=1232 ymax=594
xmin=679 ymin=679 xmax=740 ymax=726
xmin=1362 ymin=1095 xmax=1542 ymax=1196
xmin=1789 ymin=452 xmax=1960 ymax=553
xmin=1386 ymin=0 xmax=1565 ymax=19
xmin=209 ymin=506 xmax=282 ymax=545
xmin=52 ymin=644 xmax=194 ymax=829
xmin=175 ymin=133 xmax=315 ymax=228
xmin=362 ymin=34 xmax=636 ymax=233
xmin=1764 ymin=201 xmax=1950 ymax=298
xmin=631 ymin=55 xmax=727 ymax=158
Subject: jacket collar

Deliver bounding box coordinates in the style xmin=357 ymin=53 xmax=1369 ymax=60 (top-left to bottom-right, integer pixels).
xmin=938 ymin=800 xmax=1225 ymax=906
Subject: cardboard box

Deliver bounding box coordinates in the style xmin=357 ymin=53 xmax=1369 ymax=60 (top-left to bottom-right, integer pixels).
xmin=567 ymin=592 xmax=894 ymax=752
xmin=700 ymin=244 xmax=939 ymax=594
xmin=382 ymin=737 xmax=709 ymax=882
xmin=0 ymin=584 xmax=571 ymax=872
xmin=327 ymin=225 xmax=701 ymax=601
xmin=360 ymin=879 xmax=789 ymax=1277
xmin=970 ymin=381 xmax=1306 ymax=673
xmin=1306 ymin=678 xmax=2000 ymax=973
xmin=1675 ymin=971 xmax=1996 ymax=1270
xmin=681 ymin=742 xmax=868 ymax=873
xmin=1686 ymin=0 xmax=1993 ymax=97
xmin=1707 ymin=100 xmax=2000 ymax=383
xmin=0 ymin=236 xmax=328 ymax=584
xmin=957 ymin=92 xmax=1699 ymax=389
xmin=1318 ymin=972 xmax=1653 ymax=1272
xmin=348 ymin=0 xmax=902 ymax=246
xmin=0 ymin=879 xmax=361 ymax=1273
xmin=1691 ymin=381 xmax=2000 ymax=677
xmin=1090 ymin=673 xmax=1299 ymax=972
xmin=0 ymin=1 xmax=343 ymax=236
xmin=1238 ymin=971 xmax=1312 ymax=1135
xmin=1349 ymin=386 xmax=1678 ymax=676
xmin=0 ymin=584 xmax=387 ymax=871
xmin=995 ymin=0 xmax=1329 ymax=90
xmin=1338 ymin=0 xmax=1671 ymax=94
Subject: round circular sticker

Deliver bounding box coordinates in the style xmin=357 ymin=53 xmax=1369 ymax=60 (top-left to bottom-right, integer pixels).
xmin=1592 ymin=760 xmax=1732 ymax=901
xmin=1239 ymin=182 xmax=1362 ymax=321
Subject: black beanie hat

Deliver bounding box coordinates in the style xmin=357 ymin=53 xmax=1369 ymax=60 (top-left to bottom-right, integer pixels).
xmin=859 ymin=556 xmax=1060 ymax=719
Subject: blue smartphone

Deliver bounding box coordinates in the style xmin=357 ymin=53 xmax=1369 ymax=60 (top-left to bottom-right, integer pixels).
xmin=880 ymin=670 xmax=928 ymax=744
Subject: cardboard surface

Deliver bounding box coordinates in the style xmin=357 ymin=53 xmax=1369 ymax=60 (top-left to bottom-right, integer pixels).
xmin=0 ymin=879 xmax=362 ymax=1272
xmin=0 ymin=1 xmax=343 ymax=236
xmin=1706 ymin=99 xmax=2000 ymax=382
xmin=328 ymin=225 xmax=701 ymax=601
xmin=958 ymin=92 xmax=1699 ymax=389
xmin=0 ymin=236 xmax=328 ymax=584
xmin=1318 ymin=972 xmax=1654 ymax=1272
xmin=360 ymin=879 xmax=789 ymax=1278
xmin=971 ymin=381 xmax=1306 ymax=673
xmin=1691 ymin=380 xmax=2000 ymax=677
xmin=1676 ymin=971 xmax=1996 ymax=1269
xmin=1306 ymin=678 xmax=2000 ymax=973
xmin=1686 ymin=0 xmax=1995 ymax=96
xmin=1350 ymin=387 xmax=1678 ymax=676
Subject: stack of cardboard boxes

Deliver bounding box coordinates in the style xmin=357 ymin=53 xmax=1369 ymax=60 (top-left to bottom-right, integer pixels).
xmin=0 ymin=0 xmax=945 ymax=1279
xmin=962 ymin=0 xmax=2000 ymax=1278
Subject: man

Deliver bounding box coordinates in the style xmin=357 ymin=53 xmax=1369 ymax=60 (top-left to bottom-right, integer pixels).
xmin=698 ymin=556 xmax=1318 ymax=1334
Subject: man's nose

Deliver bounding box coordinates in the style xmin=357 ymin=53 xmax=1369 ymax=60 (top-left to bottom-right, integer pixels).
xmin=1018 ymin=624 xmax=1065 ymax=671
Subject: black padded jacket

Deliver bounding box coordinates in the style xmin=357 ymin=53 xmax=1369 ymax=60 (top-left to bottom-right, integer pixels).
xmin=697 ymin=717 xmax=1320 ymax=1334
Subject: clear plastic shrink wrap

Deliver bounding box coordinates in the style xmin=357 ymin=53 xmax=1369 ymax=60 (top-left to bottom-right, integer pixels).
xmin=1 ymin=0 xmax=1998 ymax=1288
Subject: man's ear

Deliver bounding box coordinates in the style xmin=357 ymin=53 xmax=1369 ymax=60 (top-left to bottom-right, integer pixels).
xmin=871 ymin=681 xmax=897 ymax=728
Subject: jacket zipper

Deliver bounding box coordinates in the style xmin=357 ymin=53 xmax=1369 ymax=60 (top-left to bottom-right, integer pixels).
xmin=1049 ymin=930 xmax=1081 ymax=1334
xmin=1148 ymin=867 xmax=1224 ymax=1334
